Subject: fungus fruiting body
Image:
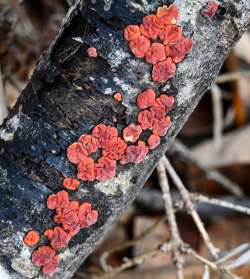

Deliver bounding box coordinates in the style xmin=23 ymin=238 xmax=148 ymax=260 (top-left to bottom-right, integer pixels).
xmin=77 ymin=157 xmax=95 ymax=181
xmin=78 ymin=203 xmax=98 ymax=228
xmin=201 ymin=2 xmax=219 ymax=18
xmin=124 ymin=4 xmax=192 ymax=83
xmin=95 ymin=156 xmax=116 ymax=181
xmin=87 ymin=47 xmax=97 ymax=57
xmin=42 ymin=255 xmax=60 ymax=276
xmin=145 ymin=43 xmax=166 ymax=64
xmin=136 ymin=89 xmax=156 ymax=109
xmin=45 ymin=227 xmax=71 ymax=250
xmin=114 ymin=92 xmax=123 ymax=102
xmin=123 ymin=124 xmax=142 ymax=143
xmin=63 ymin=177 xmax=80 ymax=191
xmin=148 ymin=134 xmax=161 ymax=149
xmin=124 ymin=25 xmax=141 ymax=41
xmin=23 ymin=230 xmax=40 ymax=247
xmin=32 ymin=246 xmax=56 ymax=267
xmin=102 ymin=137 xmax=127 ymax=160
xmin=140 ymin=15 xmax=161 ymax=40
xmin=129 ymin=35 xmax=150 ymax=58
xmin=152 ymin=58 xmax=176 ymax=83
xmin=120 ymin=141 xmax=149 ymax=164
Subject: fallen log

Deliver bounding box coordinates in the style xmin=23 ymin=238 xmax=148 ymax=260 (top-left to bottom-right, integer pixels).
xmin=0 ymin=0 xmax=249 ymax=278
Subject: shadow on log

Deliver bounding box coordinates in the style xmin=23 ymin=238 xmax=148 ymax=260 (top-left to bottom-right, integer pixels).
xmin=0 ymin=0 xmax=249 ymax=278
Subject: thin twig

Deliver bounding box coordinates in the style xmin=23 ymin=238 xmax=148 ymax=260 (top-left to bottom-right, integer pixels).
xmin=0 ymin=69 xmax=8 ymax=124
xmin=216 ymin=71 xmax=250 ymax=84
xmin=171 ymin=140 xmax=244 ymax=197
xmin=211 ymin=84 xmax=223 ymax=150
xmin=157 ymin=159 xmax=184 ymax=279
xmin=192 ymin=194 xmax=250 ymax=216
xmin=162 ymin=156 xmax=220 ymax=260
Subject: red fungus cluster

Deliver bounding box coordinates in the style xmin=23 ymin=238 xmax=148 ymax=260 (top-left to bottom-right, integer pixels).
xmin=124 ymin=4 xmax=192 ymax=83
xmin=65 ymin=88 xmax=173 ymax=181
xmin=25 ymin=191 xmax=98 ymax=276
xmin=23 ymin=5 xmax=189 ymax=277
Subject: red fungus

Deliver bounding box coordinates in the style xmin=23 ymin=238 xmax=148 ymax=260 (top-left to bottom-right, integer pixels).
xmin=47 ymin=191 xmax=69 ymax=210
xmin=165 ymin=37 xmax=192 ymax=63
xmin=23 ymin=230 xmax=40 ymax=247
xmin=136 ymin=89 xmax=156 ymax=109
xmin=42 ymin=255 xmax=60 ymax=276
xmin=77 ymin=157 xmax=95 ymax=181
xmin=159 ymin=25 xmax=182 ymax=45
xmin=114 ymin=92 xmax=123 ymax=102
xmin=32 ymin=246 xmax=56 ymax=267
xmin=124 ymin=25 xmax=141 ymax=41
xmin=92 ymin=124 xmax=118 ymax=149
xmin=95 ymin=156 xmax=116 ymax=181
xmin=45 ymin=227 xmax=71 ymax=250
xmin=138 ymin=109 xmax=153 ymax=130
xmin=147 ymin=134 xmax=161 ymax=149
xmin=67 ymin=142 xmax=88 ymax=165
xmin=201 ymin=2 xmax=219 ymax=18
xmin=78 ymin=134 xmax=98 ymax=154
xmin=152 ymin=58 xmax=176 ymax=83
xmin=152 ymin=116 xmax=171 ymax=136
xmin=156 ymin=4 xmax=179 ymax=27
xmin=140 ymin=15 xmax=161 ymax=40
xmin=123 ymin=124 xmax=142 ymax=143
xmin=155 ymin=94 xmax=175 ymax=113
xmin=102 ymin=137 xmax=127 ymax=160
xmin=120 ymin=141 xmax=149 ymax=164
xmin=44 ymin=229 xmax=54 ymax=240
xmin=78 ymin=202 xmax=98 ymax=228
xmin=87 ymin=47 xmax=97 ymax=58
xmin=145 ymin=43 xmax=166 ymax=64
xmin=54 ymin=201 xmax=80 ymax=236
xmin=63 ymin=177 xmax=80 ymax=191
xmin=129 ymin=35 xmax=150 ymax=58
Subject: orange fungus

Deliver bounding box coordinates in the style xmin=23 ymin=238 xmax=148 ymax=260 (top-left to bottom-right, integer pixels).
xmin=32 ymin=246 xmax=56 ymax=267
xmin=87 ymin=47 xmax=97 ymax=58
xmin=123 ymin=124 xmax=142 ymax=143
xmin=152 ymin=58 xmax=176 ymax=83
xmin=129 ymin=35 xmax=150 ymax=58
xmin=124 ymin=25 xmax=141 ymax=41
xmin=42 ymin=255 xmax=60 ymax=276
xmin=145 ymin=43 xmax=166 ymax=64
xmin=63 ymin=177 xmax=80 ymax=191
xmin=147 ymin=134 xmax=161 ymax=149
xmin=23 ymin=230 xmax=40 ymax=247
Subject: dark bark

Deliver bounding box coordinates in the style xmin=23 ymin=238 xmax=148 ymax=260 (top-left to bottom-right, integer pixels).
xmin=0 ymin=0 xmax=249 ymax=278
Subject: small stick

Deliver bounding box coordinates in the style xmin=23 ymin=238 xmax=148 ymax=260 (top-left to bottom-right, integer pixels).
xmin=216 ymin=71 xmax=250 ymax=84
xmin=192 ymin=194 xmax=250 ymax=216
xmin=211 ymin=84 xmax=223 ymax=150
xmin=157 ymin=159 xmax=184 ymax=279
xmin=162 ymin=156 xmax=220 ymax=260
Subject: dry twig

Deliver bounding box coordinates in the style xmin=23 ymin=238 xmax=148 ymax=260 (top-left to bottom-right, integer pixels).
xmin=162 ymin=156 xmax=220 ymax=260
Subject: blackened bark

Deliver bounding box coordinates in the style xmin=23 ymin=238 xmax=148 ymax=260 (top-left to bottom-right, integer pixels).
xmin=0 ymin=0 xmax=249 ymax=278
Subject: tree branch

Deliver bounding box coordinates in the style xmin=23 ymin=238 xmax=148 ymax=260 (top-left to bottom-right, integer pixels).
xmin=0 ymin=0 xmax=249 ymax=278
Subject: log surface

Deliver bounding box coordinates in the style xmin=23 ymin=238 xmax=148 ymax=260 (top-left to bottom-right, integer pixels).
xmin=0 ymin=0 xmax=249 ymax=278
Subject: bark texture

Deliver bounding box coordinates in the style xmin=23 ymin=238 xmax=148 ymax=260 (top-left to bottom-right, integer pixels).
xmin=0 ymin=0 xmax=249 ymax=278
